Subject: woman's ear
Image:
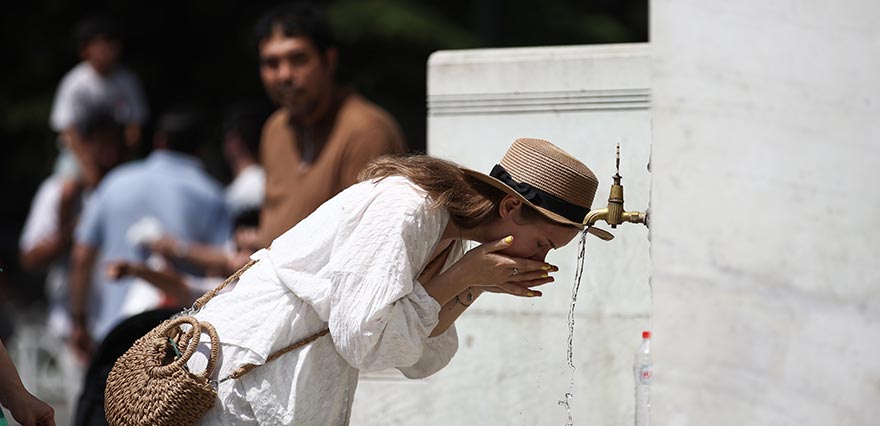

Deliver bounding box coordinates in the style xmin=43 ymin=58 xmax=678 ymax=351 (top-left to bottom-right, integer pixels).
xmin=497 ymin=195 xmax=522 ymax=219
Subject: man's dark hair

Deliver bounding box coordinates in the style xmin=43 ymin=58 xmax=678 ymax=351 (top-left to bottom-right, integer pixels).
xmin=253 ymin=2 xmax=335 ymax=54
xmin=74 ymin=15 xmax=121 ymax=49
xmin=222 ymin=101 xmax=271 ymax=158
xmin=156 ymin=107 xmax=205 ymax=154
xmin=78 ymin=104 xmax=123 ymax=138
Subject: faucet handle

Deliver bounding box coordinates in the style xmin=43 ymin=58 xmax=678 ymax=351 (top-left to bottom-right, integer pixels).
xmin=616 ymin=143 xmax=621 ymax=175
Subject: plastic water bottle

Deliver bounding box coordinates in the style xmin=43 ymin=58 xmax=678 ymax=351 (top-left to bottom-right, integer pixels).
xmin=634 ymin=330 xmax=652 ymax=426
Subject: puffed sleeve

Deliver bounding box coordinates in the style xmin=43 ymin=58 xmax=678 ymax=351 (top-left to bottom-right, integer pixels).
xmin=396 ymin=323 xmax=458 ymax=379
xmin=325 ymin=180 xmax=458 ymax=373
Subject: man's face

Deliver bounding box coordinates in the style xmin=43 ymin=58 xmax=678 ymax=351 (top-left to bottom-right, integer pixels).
xmin=83 ymin=35 xmax=121 ymax=75
xmin=258 ymin=31 xmax=335 ymax=120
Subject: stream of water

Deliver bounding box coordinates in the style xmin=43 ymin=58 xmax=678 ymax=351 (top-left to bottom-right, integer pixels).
xmin=557 ymin=228 xmax=589 ymax=426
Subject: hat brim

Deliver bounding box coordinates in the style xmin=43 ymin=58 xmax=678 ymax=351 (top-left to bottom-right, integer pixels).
xmin=460 ymin=167 xmax=614 ymax=241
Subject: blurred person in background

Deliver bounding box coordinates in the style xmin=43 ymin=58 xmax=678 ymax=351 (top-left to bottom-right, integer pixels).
xmin=146 ymin=102 xmax=271 ymax=277
xmin=21 ymin=107 xmax=127 ymax=333
xmin=67 ymin=107 xmax=230 ymax=364
xmin=49 ymin=15 xmax=148 ymax=184
xmin=18 ymin=107 xmax=126 ymax=412
xmin=105 ymin=209 xmax=263 ymax=307
xmin=255 ymin=2 xmax=406 ymax=246
xmin=221 ymin=101 xmax=270 ymax=224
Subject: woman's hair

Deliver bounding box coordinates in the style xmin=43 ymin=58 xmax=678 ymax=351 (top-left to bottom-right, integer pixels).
xmin=359 ymin=155 xmax=547 ymax=229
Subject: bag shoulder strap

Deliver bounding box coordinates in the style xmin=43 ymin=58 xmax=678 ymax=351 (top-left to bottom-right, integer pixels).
xmin=187 ymin=258 xmax=331 ymax=384
xmin=220 ymin=328 xmax=330 ymax=383
xmin=191 ymin=258 xmax=259 ymax=311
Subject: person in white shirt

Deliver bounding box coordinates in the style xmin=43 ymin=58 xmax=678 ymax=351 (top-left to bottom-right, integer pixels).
xmin=21 ymin=109 xmax=126 ymax=334
xmin=183 ymin=138 xmax=611 ymax=425
xmin=49 ymin=15 xmax=148 ymax=184
xmin=19 ymin=108 xmax=126 ymax=415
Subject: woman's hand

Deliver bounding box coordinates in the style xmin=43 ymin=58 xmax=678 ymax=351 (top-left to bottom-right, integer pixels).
xmin=445 ymin=236 xmax=556 ymax=298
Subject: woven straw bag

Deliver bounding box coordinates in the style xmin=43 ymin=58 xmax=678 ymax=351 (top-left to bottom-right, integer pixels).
xmin=104 ymin=259 xmax=329 ymax=426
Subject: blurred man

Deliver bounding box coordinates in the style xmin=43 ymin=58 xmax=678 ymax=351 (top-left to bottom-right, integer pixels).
xmin=22 ymin=108 xmax=126 ymax=337
xmin=50 ymin=15 xmax=148 ymax=185
xmin=19 ymin=107 xmax=126 ymax=411
xmin=255 ymin=3 xmax=406 ymax=245
xmin=68 ymin=108 xmax=230 ymax=363
xmin=145 ymin=103 xmax=270 ymax=276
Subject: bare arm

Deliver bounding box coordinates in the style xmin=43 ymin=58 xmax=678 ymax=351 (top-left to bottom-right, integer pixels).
xmin=0 ymin=343 xmax=55 ymax=426
xmin=106 ymin=261 xmax=190 ymax=307
xmin=20 ymin=179 xmax=81 ymax=271
xmin=150 ymin=236 xmax=232 ymax=276
xmin=19 ymin=236 xmax=69 ymax=272
xmin=430 ymin=288 xmax=482 ymax=337
xmin=69 ymin=243 xmax=97 ymax=362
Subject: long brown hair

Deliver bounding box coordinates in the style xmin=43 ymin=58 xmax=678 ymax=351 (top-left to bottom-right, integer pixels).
xmin=359 ymin=155 xmax=510 ymax=229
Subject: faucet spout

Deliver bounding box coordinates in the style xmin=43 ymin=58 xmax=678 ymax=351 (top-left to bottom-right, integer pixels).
xmin=584 ymin=144 xmax=648 ymax=230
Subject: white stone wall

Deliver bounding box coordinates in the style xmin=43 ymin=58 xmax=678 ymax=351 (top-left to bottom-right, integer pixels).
xmin=651 ymin=1 xmax=880 ymax=425
xmin=350 ymin=44 xmax=653 ymax=425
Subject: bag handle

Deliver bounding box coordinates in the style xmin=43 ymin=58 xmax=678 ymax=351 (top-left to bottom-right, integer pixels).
xmin=153 ymin=316 xmax=205 ymax=377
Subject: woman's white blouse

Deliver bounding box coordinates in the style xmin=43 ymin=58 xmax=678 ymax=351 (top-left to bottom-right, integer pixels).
xmin=190 ymin=176 xmax=461 ymax=425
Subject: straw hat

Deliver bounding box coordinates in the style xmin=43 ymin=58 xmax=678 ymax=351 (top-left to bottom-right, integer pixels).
xmin=461 ymin=138 xmax=613 ymax=240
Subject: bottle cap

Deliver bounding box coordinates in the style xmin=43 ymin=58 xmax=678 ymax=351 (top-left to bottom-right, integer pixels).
xmin=642 ymin=331 xmax=651 ymax=339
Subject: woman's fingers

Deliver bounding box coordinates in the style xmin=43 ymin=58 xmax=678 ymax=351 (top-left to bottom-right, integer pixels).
xmin=462 ymin=237 xmax=561 ymax=289
xmin=492 ymin=275 xmax=555 ymax=297
xmin=501 ymin=261 xmax=557 ymax=282
xmin=514 ymin=276 xmax=555 ymax=288
xmin=507 ymin=267 xmax=556 ymax=283
xmin=493 ymin=283 xmax=538 ymax=297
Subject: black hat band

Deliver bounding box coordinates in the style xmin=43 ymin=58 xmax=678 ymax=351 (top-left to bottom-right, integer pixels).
xmin=490 ymin=164 xmax=589 ymax=223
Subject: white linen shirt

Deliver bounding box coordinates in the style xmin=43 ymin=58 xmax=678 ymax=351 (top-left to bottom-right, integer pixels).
xmin=189 ymin=176 xmax=461 ymax=425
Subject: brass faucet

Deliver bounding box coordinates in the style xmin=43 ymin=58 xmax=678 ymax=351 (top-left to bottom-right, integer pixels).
xmin=585 ymin=144 xmax=648 ymax=232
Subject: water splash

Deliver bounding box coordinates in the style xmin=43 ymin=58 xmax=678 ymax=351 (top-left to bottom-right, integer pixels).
xmin=558 ymin=229 xmax=589 ymax=425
